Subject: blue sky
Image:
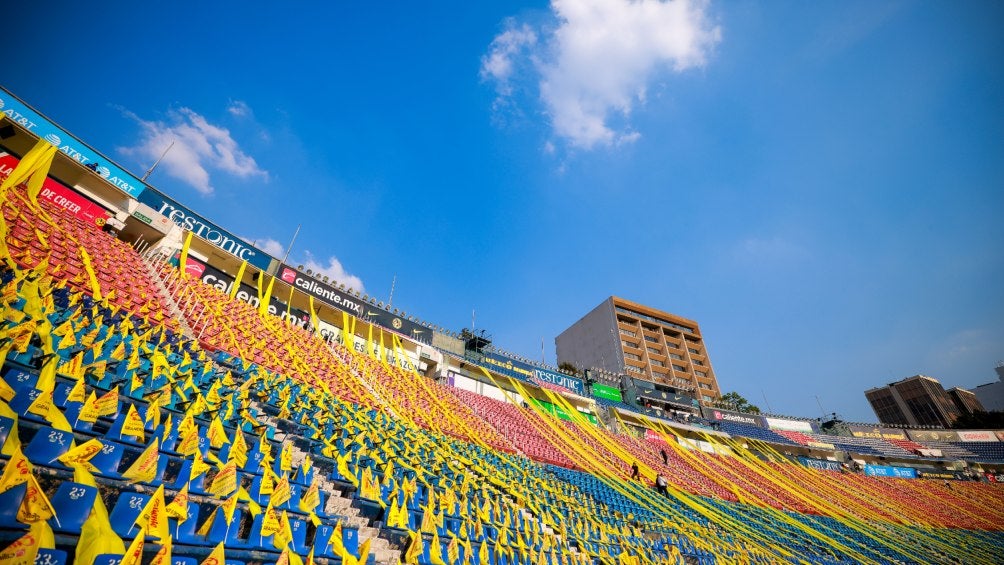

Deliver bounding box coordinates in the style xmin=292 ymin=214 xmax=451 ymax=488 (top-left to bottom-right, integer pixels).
xmin=6 ymin=0 xmax=1003 ymax=421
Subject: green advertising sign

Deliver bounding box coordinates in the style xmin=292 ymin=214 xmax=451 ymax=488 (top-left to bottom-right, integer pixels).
xmin=592 ymin=383 xmax=623 ymax=402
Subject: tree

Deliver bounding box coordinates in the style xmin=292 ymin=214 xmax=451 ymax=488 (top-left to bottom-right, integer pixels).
xmin=715 ymin=391 xmax=761 ymax=414
xmin=558 ymin=362 xmax=581 ymax=376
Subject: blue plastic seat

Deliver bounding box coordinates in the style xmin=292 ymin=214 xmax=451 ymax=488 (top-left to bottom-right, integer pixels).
xmin=35 ymin=549 xmax=67 ymax=565
xmin=23 ymin=426 xmax=73 ymax=467
xmin=109 ymin=491 xmax=151 ymax=539
xmin=89 ymin=441 xmax=126 ymax=479
xmin=0 ymin=483 xmax=27 ymax=528
xmin=48 ymin=481 xmax=97 ymax=534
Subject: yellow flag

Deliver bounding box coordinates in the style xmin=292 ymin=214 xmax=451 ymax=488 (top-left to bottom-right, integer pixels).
xmin=149 ymin=535 xmax=172 ymax=565
xmin=122 ymin=438 xmax=160 ymax=483
xmin=135 ymin=485 xmax=170 ymax=542
xmin=0 ymin=445 xmax=33 ymax=494
xmin=201 ymin=542 xmax=225 ymax=565
xmin=273 ymin=510 xmax=294 ymax=550
xmin=271 ymin=475 xmax=291 ymax=507
xmin=229 ymin=261 xmax=247 ymax=299
xmin=0 ymin=520 xmax=55 ymax=565
xmin=166 ymin=483 xmax=191 ymax=523
xmin=260 ymin=502 xmax=281 ymax=537
xmin=95 ymin=388 xmax=119 ymax=417
xmin=208 ymin=416 xmax=229 ymax=448
xmin=17 ymin=473 xmax=56 ymax=523
xmin=479 ymin=539 xmax=489 ymax=565
xmin=430 ymin=531 xmax=447 ymax=565
xmin=209 ymin=461 xmax=238 ymax=497
xmin=299 ymin=481 xmax=320 ymax=515
xmin=178 ymin=231 xmax=194 ymax=277
xmin=119 ymin=527 xmax=145 ymax=565
xmin=222 ymin=492 xmax=239 ymax=526
xmin=328 ymin=520 xmax=346 ymax=556
xmin=58 ymin=439 xmax=104 ymax=470
xmin=404 ymin=530 xmax=423 ymax=564
xmin=358 ymin=537 xmax=374 ymax=565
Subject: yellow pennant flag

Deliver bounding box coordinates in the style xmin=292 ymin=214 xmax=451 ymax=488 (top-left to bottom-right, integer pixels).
xmin=272 ymin=510 xmax=294 ymax=550
xmin=0 ymin=520 xmax=55 ymax=565
xmin=430 ymin=531 xmax=447 ymax=565
xmin=328 ymin=520 xmax=346 ymax=557
xmin=479 ymin=539 xmax=489 ymax=565
xmin=95 ymin=387 xmax=119 ymax=416
xmin=271 ymin=475 xmax=291 ymax=507
xmin=209 ymin=461 xmax=238 ymax=498
xmin=0 ymin=379 xmax=14 ymax=403
xmin=120 ymin=527 xmax=146 ymax=565
xmin=178 ymin=232 xmax=194 ymax=277
xmin=404 ymin=530 xmax=423 ymax=564
xmin=229 ymin=261 xmax=247 ymax=299
xmin=358 ymin=537 xmax=374 ymax=565
xmin=166 ymin=482 xmax=191 ymax=523
xmin=260 ymin=501 xmax=281 ymax=537
xmin=122 ymin=438 xmax=160 ymax=483
xmin=149 ymin=535 xmax=172 ymax=565
xmin=190 ymin=451 xmax=213 ymax=481
xmin=66 ymin=379 xmax=86 ymax=404
xmin=17 ymin=473 xmax=56 ymax=523
xmin=222 ymin=492 xmax=239 ymax=526
xmin=0 ymin=445 xmax=33 ymax=494
xmin=280 ymin=443 xmax=293 ymax=472
xmin=208 ymin=416 xmax=229 ymax=449
xmin=77 ymin=245 xmax=103 ymax=301
xmin=135 ymin=484 xmax=170 ymax=542
xmin=299 ymin=481 xmax=320 ymax=515
xmin=58 ymin=438 xmax=104 ymax=470
xmin=201 ymin=542 xmax=225 ymax=565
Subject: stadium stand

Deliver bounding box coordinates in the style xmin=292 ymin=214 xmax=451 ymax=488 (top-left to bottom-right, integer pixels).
xmin=0 ymin=133 xmax=1003 ymax=565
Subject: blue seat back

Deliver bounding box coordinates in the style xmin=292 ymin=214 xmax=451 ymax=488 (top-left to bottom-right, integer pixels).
xmin=48 ymin=481 xmax=97 ymax=533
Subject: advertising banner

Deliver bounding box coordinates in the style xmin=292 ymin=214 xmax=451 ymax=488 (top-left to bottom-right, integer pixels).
xmin=807 ymin=441 xmax=836 ymax=450
xmin=797 ymin=457 xmax=842 ymax=472
xmin=906 ymin=429 xmax=959 ymax=443
xmin=0 ymin=151 xmax=109 ymax=228
xmin=138 ymin=189 xmax=272 ymax=270
xmin=186 ymin=257 xmax=310 ymax=329
xmin=592 ymin=383 xmax=623 ymax=403
xmin=644 ymin=429 xmax=668 ymax=444
xmin=0 ymin=87 xmax=145 ymax=197
xmin=985 ymin=472 xmax=1004 ymax=483
xmin=704 ymin=407 xmax=766 ymax=428
xmin=534 ymin=368 xmax=584 ymax=395
xmin=916 ymin=469 xmax=967 ymax=481
xmin=277 ymin=264 xmax=431 ymax=344
xmin=863 ymin=464 xmax=917 ymax=479
xmin=480 ymin=352 xmax=535 ymax=382
xmin=765 ymin=417 xmax=815 ymax=433
xmin=847 ymin=425 xmax=908 ymax=441
xmin=957 ymin=430 xmax=999 ymax=443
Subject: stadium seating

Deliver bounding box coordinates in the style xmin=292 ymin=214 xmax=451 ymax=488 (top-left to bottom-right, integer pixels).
xmin=1 ymin=178 xmax=1003 ymax=565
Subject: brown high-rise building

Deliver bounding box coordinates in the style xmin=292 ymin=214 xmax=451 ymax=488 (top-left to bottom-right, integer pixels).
xmin=865 ymin=375 xmax=962 ymax=428
xmin=947 ymin=387 xmax=985 ymax=416
xmin=555 ymin=296 xmax=721 ymax=403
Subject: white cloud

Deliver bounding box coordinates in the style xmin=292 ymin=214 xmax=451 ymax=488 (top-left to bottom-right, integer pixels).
xmin=301 ymin=251 xmax=366 ymax=294
xmin=227 ymin=100 xmax=252 ymax=118
xmin=249 ymin=236 xmax=366 ymax=293
xmin=482 ymin=0 xmax=721 ymax=149
xmin=252 ymin=237 xmax=286 ymax=258
xmin=120 ymin=107 xmax=268 ymax=194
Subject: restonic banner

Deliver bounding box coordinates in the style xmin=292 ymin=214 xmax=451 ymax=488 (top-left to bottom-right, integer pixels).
xmin=139 ymin=189 xmax=272 ymax=270
xmin=534 ymin=368 xmax=584 ymax=395
xmin=765 ymin=417 xmax=815 ymax=433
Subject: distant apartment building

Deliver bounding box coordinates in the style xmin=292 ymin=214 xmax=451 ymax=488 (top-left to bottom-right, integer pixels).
xmin=865 ymin=375 xmax=962 ymax=428
xmin=947 ymin=387 xmax=985 ymax=416
xmin=971 ymin=362 xmax=1004 ymax=412
xmin=555 ymin=296 xmax=721 ymax=403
